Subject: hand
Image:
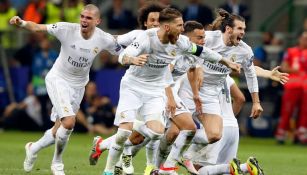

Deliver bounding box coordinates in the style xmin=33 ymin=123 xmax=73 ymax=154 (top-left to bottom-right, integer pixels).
xmin=9 ymin=16 xmax=23 ymax=26
xmin=250 ymin=102 xmax=263 ymax=119
xmin=269 ymin=66 xmax=289 ymax=85
xmin=166 ymin=98 xmax=180 ymax=118
xmin=131 ymin=54 xmax=149 ymax=66
xmin=229 ymin=62 xmax=241 ymax=73
xmin=193 ymin=95 xmax=202 ymax=114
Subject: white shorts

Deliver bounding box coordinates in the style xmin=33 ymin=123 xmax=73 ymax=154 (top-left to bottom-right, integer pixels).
xmin=179 ymin=79 xmax=222 ymax=116
xmin=45 ymin=73 xmax=85 ymax=122
xmin=192 ymin=126 xmax=239 ymax=166
xmin=114 ymin=79 xmax=166 ymax=126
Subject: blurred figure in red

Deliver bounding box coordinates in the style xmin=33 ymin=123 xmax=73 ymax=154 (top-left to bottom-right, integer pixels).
xmin=276 ymin=31 xmax=307 ymax=144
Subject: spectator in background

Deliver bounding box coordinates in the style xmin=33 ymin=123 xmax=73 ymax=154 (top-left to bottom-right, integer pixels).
xmin=45 ymin=0 xmax=63 ymax=24
xmin=23 ymin=0 xmax=46 ymax=23
xmin=276 ymin=31 xmax=307 ymax=145
xmin=159 ymin=0 xmax=179 ymax=10
xmin=0 ymin=0 xmax=17 ymax=49
xmin=13 ymin=33 xmax=47 ymax=67
xmin=0 ymin=84 xmax=43 ymax=131
xmin=63 ymin=0 xmax=84 ymax=23
xmin=9 ymin=0 xmax=29 ymax=14
xmin=219 ymin=0 xmax=250 ymax=25
xmin=182 ymin=0 xmax=213 ymax=29
xmin=32 ymin=38 xmax=58 ymax=129
xmin=253 ymin=32 xmax=274 ymax=67
xmin=106 ymin=0 xmax=136 ymax=30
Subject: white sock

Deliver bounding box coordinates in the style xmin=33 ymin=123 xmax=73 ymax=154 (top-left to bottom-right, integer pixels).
xmin=131 ymin=137 xmax=150 ymax=156
xmin=30 ymin=128 xmax=55 ymax=155
xmin=199 ymin=164 xmax=230 ymax=175
xmin=193 ymin=128 xmax=209 ymax=145
xmin=164 ymin=130 xmax=194 ymax=167
xmin=104 ymin=128 xmax=131 ymax=172
xmin=183 ymin=129 xmax=208 ymax=160
xmin=146 ymin=139 xmax=159 ymax=166
xmin=52 ymin=125 xmax=73 ymax=164
xmin=156 ymin=134 xmax=172 ymax=167
xmin=240 ymin=163 xmax=249 ymax=173
xmin=123 ymin=139 xmax=133 ymax=155
xmin=99 ymin=134 xmax=116 ymax=151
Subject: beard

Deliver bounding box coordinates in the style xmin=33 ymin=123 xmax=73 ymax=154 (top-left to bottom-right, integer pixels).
xmin=168 ymin=33 xmax=178 ymax=44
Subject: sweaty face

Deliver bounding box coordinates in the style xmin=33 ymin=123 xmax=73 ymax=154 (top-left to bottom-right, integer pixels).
xmin=167 ymin=17 xmax=184 ymax=44
xmin=145 ymin=12 xmax=160 ymax=29
xmin=229 ymin=20 xmax=246 ymax=46
xmin=188 ymin=29 xmax=205 ymax=45
xmin=80 ymin=9 xmax=100 ymax=34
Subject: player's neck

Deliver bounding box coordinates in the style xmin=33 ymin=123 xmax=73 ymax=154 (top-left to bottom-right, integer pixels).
xmin=222 ymin=33 xmax=232 ymax=46
xmin=157 ymin=29 xmax=170 ymax=44
xmin=81 ymin=30 xmax=94 ymax=40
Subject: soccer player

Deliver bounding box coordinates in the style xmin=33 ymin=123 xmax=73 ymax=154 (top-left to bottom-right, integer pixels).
xmin=187 ymin=66 xmax=288 ymax=175
xmin=88 ymin=2 xmax=165 ymax=174
xmin=9 ymin=4 xmax=123 ymax=175
xmin=177 ymin=10 xmax=263 ymax=174
xmin=102 ymin=7 xmax=240 ymax=175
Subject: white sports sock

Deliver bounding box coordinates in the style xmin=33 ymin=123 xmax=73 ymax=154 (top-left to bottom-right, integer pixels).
xmin=104 ymin=128 xmax=131 ymax=172
xmin=52 ymin=125 xmax=73 ymax=164
xmin=123 ymin=139 xmax=133 ymax=155
xmin=146 ymin=139 xmax=159 ymax=166
xmin=183 ymin=128 xmax=209 ymax=160
xmin=30 ymin=128 xmax=55 ymax=155
xmin=199 ymin=164 xmax=230 ymax=175
xmin=164 ymin=130 xmax=194 ymax=167
xmin=240 ymin=163 xmax=249 ymax=173
xmin=99 ymin=134 xmax=116 ymax=151
xmin=156 ymin=134 xmax=172 ymax=167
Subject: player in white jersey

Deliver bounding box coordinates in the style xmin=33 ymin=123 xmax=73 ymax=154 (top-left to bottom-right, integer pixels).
xmin=9 ymin=4 xmax=123 ymax=175
xmin=88 ymin=2 xmax=166 ymax=174
xmin=102 ymin=8 xmax=240 ymax=175
xmin=177 ymin=11 xmax=263 ymax=172
xmin=188 ymin=67 xmax=289 ymax=175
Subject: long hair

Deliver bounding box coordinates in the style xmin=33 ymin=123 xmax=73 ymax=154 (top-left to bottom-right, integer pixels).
xmin=210 ymin=8 xmax=245 ymax=32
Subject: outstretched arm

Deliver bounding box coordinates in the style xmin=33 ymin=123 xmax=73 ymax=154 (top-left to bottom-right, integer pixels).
xmin=9 ymin=16 xmax=47 ymax=32
xmin=255 ymin=66 xmax=289 ymax=84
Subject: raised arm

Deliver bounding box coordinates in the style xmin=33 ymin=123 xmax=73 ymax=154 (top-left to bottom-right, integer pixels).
xmin=9 ymin=16 xmax=47 ymax=32
xmin=255 ymin=66 xmax=289 ymax=85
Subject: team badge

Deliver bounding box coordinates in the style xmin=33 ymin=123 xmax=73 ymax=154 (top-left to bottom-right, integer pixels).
xmin=230 ymin=54 xmax=237 ymax=62
xmin=93 ymin=47 xmax=99 ymax=54
xmin=120 ymin=112 xmax=126 ymax=118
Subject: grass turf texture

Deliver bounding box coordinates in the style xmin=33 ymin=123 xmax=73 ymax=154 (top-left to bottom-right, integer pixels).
xmin=0 ymin=131 xmax=306 ymax=175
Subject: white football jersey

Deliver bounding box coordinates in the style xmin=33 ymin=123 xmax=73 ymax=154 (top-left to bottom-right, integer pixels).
xmin=47 ymin=22 xmax=123 ymax=87
xmin=117 ymin=29 xmax=144 ymax=47
xmin=203 ymin=30 xmax=258 ymax=93
xmin=219 ymin=75 xmax=238 ymax=127
xmin=171 ymin=54 xmax=203 ymax=82
xmin=120 ymin=28 xmax=222 ymax=89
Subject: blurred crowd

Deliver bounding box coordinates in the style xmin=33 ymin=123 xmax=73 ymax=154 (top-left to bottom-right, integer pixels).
xmin=0 ymin=0 xmax=307 ymax=144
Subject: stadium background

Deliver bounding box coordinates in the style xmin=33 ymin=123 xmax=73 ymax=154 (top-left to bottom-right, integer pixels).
xmin=0 ymin=0 xmax=307 ymax=174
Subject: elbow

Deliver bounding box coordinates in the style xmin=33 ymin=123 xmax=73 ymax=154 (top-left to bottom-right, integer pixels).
xmin=234 ymin=94 xmax=246 ymax=106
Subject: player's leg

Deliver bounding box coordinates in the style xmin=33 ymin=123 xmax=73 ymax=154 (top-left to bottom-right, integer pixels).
xmin=23 ymin=119 xmax=60 ymax=172
xmin=160 ymin=112 xmax=196 ymax=174
xmin=275 ymin=82 xmax=302 ymax=143
xmin=103 ymin=81 xmax=142 ymax=174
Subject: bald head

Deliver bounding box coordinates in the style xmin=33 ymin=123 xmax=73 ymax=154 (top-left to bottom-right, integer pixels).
xmin=83 ymin=4 xmax=100 ymax=18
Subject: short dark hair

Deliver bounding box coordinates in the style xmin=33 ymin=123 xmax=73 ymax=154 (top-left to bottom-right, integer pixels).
xmin=210 ymin=8 xmax=245 ymax=32
xmin=159 ymin=7 xmax=182 ymax=24
xmin=138 ymin=2 xmax=165 ymax=30
xmin=183 ymin=21 xmax=204 ymax=34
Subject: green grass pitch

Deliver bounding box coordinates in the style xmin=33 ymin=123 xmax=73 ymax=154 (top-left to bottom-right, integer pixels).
xmin=0 ymin=131 xmax=306 ymax=175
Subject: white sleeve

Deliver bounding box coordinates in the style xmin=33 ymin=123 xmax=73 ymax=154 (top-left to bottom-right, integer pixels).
xmin=118 ymin=32 xmax=150 ymax=64
xmin=117 ymin=30 xmax=141 ymax=47
xmin=46 ymin=22 xmax=71 ymax=41
xmin=226 ymin=75 xmax=235 ymax=87
xmin=243 ymin=53 xmax=259 ymax=93
xmin=104 ymin=33 xmax=123 ymax=56
xmin=177 ymin=35 xmax=222 ymax=63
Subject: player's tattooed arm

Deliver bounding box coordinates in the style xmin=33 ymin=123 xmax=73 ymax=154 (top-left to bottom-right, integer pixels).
xmin=120 ymin=54 xmax=149 ymax=66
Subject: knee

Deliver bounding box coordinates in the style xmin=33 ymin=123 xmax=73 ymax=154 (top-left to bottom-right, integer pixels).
xmin=130 ymin=133 xmax=145 ymax=145
xmin=61 ymin=116 xmax=75 ymax=130
xmin=116 ymin=128 xmax=132 ymax=144
xmin=207 ymin=132 xmax=222 ymax=143
xmin=166 ymin=129 xmax=180 ymax=143
xmin=147 ymin=128 xmax=164 ymax=141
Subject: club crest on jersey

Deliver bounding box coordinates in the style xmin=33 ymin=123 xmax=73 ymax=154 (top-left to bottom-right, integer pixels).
xmin=120 ymin=112 xmax=126 ymax=118
xmin=63 ymin=107 xmax=69 ymax=113
xmin=170 ymin=49 xmax=176 ymax=56
xmin=230 ymin=54 xmax=237 ymax=62
xmin=93 ymin=47 xmax=99 ymax=54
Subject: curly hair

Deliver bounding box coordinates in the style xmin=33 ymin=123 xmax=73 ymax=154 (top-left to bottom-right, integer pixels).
xmin=138 ymin=1 xmax=165 ymax=30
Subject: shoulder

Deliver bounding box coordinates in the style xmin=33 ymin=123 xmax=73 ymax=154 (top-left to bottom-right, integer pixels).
xmin=238 ymin=40 xmax=253 ymax=56
xmin=205 ymin=30 xmax=222 ymax=38
xmin=96 ymin=28 xmax=116 ymax=42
